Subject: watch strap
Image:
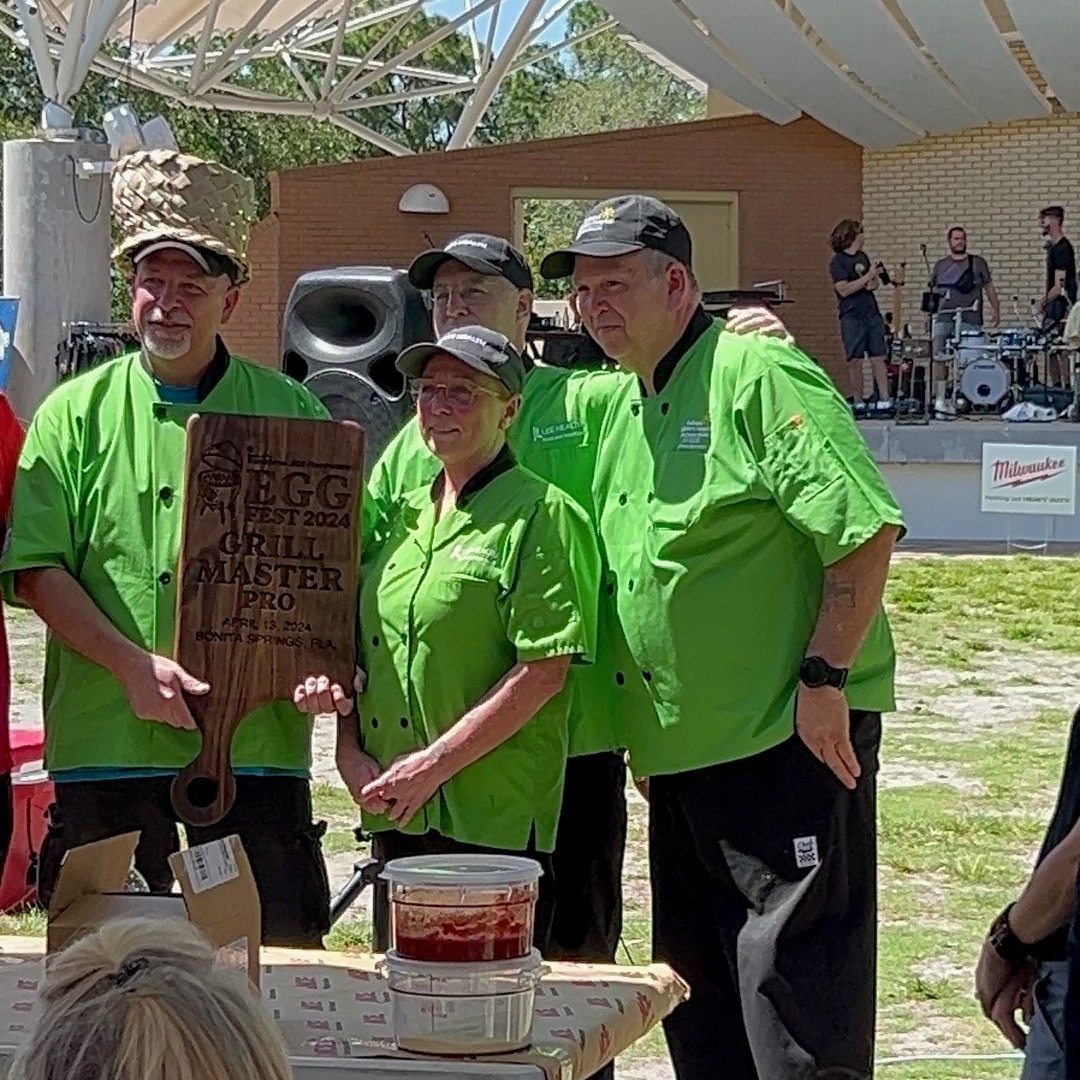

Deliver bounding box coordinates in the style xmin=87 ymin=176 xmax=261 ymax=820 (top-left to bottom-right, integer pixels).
xmin=988 ymin=904 xmax=1031 ymax=966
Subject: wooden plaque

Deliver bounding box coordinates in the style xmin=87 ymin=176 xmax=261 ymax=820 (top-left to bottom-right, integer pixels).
xmin=172 ymin=414 xmax=364 ymax=825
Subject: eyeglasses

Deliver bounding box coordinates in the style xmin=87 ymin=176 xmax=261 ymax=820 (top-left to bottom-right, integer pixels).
xmin=409 ymin=379 xmax=505 ymax=410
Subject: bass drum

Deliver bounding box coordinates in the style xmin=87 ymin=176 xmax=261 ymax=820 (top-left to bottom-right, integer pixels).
xmin=960 ymin=357 xmax=1011 ymax=407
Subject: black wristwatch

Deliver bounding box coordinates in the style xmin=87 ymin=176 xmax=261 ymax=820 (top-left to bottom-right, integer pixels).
xmin=800 ymin=655 xmax=848 ymax=690
xmin=988 ymin=904 xmax=1031 ymax=966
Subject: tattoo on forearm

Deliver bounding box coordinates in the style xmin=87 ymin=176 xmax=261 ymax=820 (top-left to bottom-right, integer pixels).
xmin=823 ymin=578 xmax=857 ymax=610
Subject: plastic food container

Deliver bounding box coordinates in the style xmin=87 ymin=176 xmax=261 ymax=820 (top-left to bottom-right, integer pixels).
xmin=381 ymin=949 xmax=546 ymax=1055
xmin=382 ymin=855 xmax=542 ymax=963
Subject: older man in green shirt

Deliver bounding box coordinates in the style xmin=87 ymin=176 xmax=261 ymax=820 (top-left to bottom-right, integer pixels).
xmin=542 ymin=195 xmax=904 ymax=1080
xmin=0 ymin=151 xmax=332 ymax=946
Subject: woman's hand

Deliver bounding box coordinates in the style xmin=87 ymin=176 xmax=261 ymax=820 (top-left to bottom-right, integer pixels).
xmin=336 ymin=739 xmax=387 ymax=813
xmin=361 ymin=748 xmax=448 ymax=826
xmin=293 ymin=674 xmax=354 ymax=716
xmin=294 ymin=664 xmax=366 ymax=717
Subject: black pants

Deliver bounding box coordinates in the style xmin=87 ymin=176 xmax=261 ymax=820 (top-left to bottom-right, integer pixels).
xmin=651 ymin=711 xmax=880 ymax=1080
xmin=371 ymin=829 xmax=557 ymax=956
xmin=38 ymin=775 xmax=330 ymax=947
xmin=549 ymin=750 xmax=627 ymax=963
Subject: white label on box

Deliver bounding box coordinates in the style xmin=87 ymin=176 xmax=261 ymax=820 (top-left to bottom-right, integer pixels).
xmin=182 ymin=839 xmax=239 ymax=894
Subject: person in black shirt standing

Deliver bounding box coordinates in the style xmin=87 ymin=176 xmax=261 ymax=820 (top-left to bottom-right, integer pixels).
xmin=1041 ymin=206 xmax=1077 ymax=388
xmin=829 ymin=219 xmax=893 ymax=418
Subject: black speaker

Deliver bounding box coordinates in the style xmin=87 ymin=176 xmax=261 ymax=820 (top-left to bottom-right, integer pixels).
xmin=282 ymin=267 xmax=432 ymax=472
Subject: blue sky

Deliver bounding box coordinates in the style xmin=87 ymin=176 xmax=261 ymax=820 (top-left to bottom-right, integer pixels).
xmin=426 ymin=1 xmax=572 ymax=49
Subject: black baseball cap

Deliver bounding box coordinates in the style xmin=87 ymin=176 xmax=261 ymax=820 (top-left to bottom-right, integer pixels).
xmin=540 ymin=195 xmax=692 ymax=280
xmin=409 ymin=234 xmax=534 ymax=291
xmin=396 ymin=325 xmax=526 ymax=395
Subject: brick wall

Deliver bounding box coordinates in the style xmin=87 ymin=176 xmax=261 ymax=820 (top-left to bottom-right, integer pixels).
xmin=227 ymin=115 xmax=863 ymax=382
xmin=864 ymin=112 xmax=1080 ymax=336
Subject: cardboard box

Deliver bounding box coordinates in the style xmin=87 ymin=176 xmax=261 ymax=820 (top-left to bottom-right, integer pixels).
xmin=46 ymin=832 xmax=261 ymax=985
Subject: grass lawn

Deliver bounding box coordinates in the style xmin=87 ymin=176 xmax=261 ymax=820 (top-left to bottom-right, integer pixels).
xmin=1 ymin=555 xmax=1077 ymax=1076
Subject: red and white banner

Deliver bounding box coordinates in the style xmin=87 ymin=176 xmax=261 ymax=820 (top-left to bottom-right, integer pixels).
xmin=981 ymin=443 xmax=1077 ymax=515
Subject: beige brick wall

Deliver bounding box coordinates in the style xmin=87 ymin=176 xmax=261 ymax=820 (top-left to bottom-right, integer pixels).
xmin=864 ymin=113 xmax=1080 ymax=336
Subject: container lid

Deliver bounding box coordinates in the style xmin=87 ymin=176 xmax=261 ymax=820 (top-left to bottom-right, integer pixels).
xmin=380 ymin=854 xmax=543 ymax=889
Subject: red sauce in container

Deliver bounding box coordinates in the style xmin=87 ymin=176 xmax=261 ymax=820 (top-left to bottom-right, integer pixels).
xmin=382 ymin=856 xmax=542 ymax=964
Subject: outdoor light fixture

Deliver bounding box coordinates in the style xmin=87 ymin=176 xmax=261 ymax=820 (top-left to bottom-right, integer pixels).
xmin=103 ymin=104 xmax=178 ymax=157
xmin=399 ymin=184 xmax=450 ymax=214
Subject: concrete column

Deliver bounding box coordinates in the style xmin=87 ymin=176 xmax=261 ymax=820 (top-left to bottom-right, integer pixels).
xmin=2 ymin=132 xmax=112 ymax=419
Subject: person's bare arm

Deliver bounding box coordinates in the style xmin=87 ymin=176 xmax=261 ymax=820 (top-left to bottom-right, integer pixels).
xmin=833 ymin=269 xmax=877 ymax=299
xmin=16 ymin=567 xmax=207 ymax=729
xmin=974 ymin=818 xmax=1080 ymax=1023
xmin=985 ymin=280 xmax=1001 ymax=325
xmin=1010 ymin=817 xmax=1080 ymax=944
xmin=1047 ymin=268 xmax=1067 ymax=303
xmin=797 ymin=525 xmax=901 ymax=788
xmin=362 ymin=655 xmax=571 ymax=824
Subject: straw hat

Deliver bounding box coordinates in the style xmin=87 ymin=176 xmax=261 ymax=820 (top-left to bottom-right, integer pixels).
xmin=112 ymin=149 xmax=255 ymax=285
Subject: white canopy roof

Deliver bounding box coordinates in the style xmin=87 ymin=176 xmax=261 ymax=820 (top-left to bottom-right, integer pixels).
xmin=0 ymin=0 xmax=1069 ymax=154
xmin=598 ymin=0 xmax=1062 ymax=150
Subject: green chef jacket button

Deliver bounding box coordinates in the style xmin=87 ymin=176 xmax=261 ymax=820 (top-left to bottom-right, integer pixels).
xmin=399 ymin=717 xmax=408 ymax=729
xmin=399 ymin=633 xmax=407 ymax=645
xmin=642 ymin=670 xmax=652 ymax=682
xmin=159 ymin=486 xmax=173 ymax=502
xmin=158 ymin=571 xmax=172 ymax=586
xmin=615 ymin=671 xmax=625 ymax=686
xmin=618 ymin=494 xmax=627 ymax=506
xmin=370 ymin=717 xmax=379 ymax=729
xmin=661 ymin=402 xmax=670 ymax=415
xmin=606 ymin=582 xmax=615 ymax=596
xmin=631 ymin=403 xmax=641 ymax=416
xmin=371 ymin=635 xmax=380 ymax=647
xmin=627 ymin=580 xmax=634 ymax=592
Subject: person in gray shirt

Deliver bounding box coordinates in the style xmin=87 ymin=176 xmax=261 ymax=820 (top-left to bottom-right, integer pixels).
xmin=929 ymin=226 xmax=1000 ymax=415
xmin=930 ymin=225 xmax=1000 ymax=342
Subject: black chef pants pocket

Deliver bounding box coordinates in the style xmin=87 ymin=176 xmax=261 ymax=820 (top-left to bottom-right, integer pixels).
xmin=189 ymin=776 xmax=331 ymax=948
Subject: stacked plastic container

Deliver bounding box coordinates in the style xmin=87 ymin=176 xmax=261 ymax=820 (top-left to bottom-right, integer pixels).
xmin=380 ymin=855 xmax=546 ymax=1055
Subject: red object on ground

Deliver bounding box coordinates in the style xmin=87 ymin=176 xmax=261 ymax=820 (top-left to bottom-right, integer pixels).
xmin=0 ymin=727 xmax=52 ymax=912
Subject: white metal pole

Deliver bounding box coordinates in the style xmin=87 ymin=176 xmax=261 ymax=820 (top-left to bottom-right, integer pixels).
xmin=447 ymin=0 xmax=546 ymax=149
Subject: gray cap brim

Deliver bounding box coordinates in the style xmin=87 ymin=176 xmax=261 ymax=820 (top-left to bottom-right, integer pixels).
xmin=539 ymin=239 xmax=645 ymax=280
xmin=396 ymin=342 xmax=522 ymax=394
xmin=408 ymin=250 xmax=504 ymax=289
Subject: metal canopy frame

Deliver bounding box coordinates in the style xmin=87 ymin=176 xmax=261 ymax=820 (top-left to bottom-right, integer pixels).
xmin=0 ymin=0 xmax=614 ymax=155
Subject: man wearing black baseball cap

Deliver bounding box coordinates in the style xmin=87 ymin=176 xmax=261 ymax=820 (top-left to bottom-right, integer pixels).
xmin=545 ymin=195 xmax=905 ymax=1080
xmin=358 ymin=232 xmax=792 ymax=1077
xmin=540 ymin=194 xmax=692 ymax=279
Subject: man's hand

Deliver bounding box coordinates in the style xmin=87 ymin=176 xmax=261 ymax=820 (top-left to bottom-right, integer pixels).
xmin=974 ymin=935 xmax=1016 ymax=1019
xmin=336 ymin=740 xmax=387 ymax=813
xmin=726 ymin=306 xmax=791 ymax=341
xmin=988 ymin=963 xmax=1036 ymax=1050
xmin=362 ymin=748 xmax=448 ymax=826
xmin=795 ymin=685 xmax=859 ymax=790
xmin=118 ymin=652 xmax=209 ymax=731
xmin=293 ymin=674 xmax=354 ymax=716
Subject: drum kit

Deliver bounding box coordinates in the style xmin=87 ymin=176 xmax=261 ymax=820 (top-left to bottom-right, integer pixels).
xmin=891 ymin=302 xmax=1072 ymax=420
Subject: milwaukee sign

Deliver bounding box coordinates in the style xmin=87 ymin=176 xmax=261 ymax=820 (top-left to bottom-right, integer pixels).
xmin=981 ymin=443 xmax=1077 ymax=515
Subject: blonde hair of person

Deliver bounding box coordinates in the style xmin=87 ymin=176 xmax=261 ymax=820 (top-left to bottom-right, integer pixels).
xmin=9 ymin=917 xmax=292 ymax=1080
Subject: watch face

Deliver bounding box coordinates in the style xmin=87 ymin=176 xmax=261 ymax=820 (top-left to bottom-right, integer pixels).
xmin=802 ymin=657 xmax=828 ymax=686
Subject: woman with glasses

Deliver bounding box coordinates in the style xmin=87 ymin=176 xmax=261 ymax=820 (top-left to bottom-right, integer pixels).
xmin=295 ymin=325 xmax=600 ymax=952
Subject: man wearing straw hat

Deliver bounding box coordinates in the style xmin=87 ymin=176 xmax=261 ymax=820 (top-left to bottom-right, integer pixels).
xmin=0 ymin=150 xmax=333 ymax=946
